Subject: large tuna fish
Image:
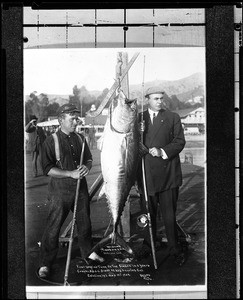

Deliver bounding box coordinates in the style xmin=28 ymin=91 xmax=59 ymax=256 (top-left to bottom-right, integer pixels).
xmin=91 ymin=90 xmax=147 ymax=255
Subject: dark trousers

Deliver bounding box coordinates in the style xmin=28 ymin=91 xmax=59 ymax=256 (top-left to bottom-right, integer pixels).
xmin=40 ymin=178 xmax=92 ymax=268
xmin=31 ymin=150 xmax=39 ymax=176
xmin=31 ymin=145 xmax=43 ymax=176
xmin=142 ymin=187 xmax=181 ymax=255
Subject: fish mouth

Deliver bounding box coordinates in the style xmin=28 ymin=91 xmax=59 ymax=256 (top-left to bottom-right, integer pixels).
xmin=125 ymin=98 xmax=137 ymax=111
xmin=113 ymin=90 xmax=137 ymax=111
xmin=109 ymin=91 xmax=137 ymax=133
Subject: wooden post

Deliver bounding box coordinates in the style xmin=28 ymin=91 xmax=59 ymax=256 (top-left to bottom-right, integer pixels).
xmin=116 ymin=52 xmax=131 ymax=240
xmin=116 ymin=52 xmax=129 ymax=97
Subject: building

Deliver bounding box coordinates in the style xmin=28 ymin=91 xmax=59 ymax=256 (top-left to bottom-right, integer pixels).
xmin=84 ymin=114 xmax=107 ymax=127
xmin=175 ymin=107 xmax=205 ymax=134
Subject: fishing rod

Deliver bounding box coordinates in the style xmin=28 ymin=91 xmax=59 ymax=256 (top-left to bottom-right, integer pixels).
xmin=64 ymin=135 xmax=85 ymax=286
xmin=140 ymin=55 xmax=157 ymax=270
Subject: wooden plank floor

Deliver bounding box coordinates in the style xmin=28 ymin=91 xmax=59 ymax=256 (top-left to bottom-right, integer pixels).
xmin=25 ymin=146 xmax=206 ymax=298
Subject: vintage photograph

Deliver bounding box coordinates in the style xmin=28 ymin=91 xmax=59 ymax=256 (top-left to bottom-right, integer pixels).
xmin=2 ymin=3 xmax=239 ymax=299
xmin=24 ymin=47 xmax=206 ymax=295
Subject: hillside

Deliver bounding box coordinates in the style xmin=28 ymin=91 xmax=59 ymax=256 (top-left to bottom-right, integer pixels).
xmin=25 ymin=72 xmax=205 ymax=107
xmin=130 ymin=72 xmax=205 ymax=103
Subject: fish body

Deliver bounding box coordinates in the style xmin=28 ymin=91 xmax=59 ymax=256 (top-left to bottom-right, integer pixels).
xmin=101 ymin=91 xmax=139 ymax=233
xmin=91 ymin=90 xmax=142 ymax=255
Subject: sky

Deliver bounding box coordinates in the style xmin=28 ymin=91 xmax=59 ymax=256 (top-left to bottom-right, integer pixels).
xmin=24 ymin=47 xmax=205 ymax=96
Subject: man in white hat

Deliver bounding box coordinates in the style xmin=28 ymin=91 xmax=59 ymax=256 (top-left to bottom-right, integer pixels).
xmin=138 ymin=86 xmax=186 ymax=266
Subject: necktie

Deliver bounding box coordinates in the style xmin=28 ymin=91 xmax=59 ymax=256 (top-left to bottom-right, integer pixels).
xmin=152 ymin=113 xmax=156 ymax=124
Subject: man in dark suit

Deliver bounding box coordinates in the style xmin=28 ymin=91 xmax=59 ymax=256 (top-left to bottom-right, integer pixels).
xmin=25 ymin=115 xmax=46 ymax=177
xmin=138 ymin=86 xmax=186 ymax=266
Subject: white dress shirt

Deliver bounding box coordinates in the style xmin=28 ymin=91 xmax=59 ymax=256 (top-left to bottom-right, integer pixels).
xmin=148 ymin=108 xmax=159 ymax=124
xmin=148 ymin=108 xmax=168 ymax=160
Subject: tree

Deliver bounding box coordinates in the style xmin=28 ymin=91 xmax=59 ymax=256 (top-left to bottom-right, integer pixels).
xmin=69 ymin=85 xmax=97 ymax=117
xmin=25 ymin=92 xmax=44 ymax=123
xmin=46 ymin=102 xmax=60 ymax=117
xmin=69 ymin=85 xmax=81 ymax=111
xmin=29 ymin=92 xmax=39 ymax=117
xmin=38 ymin=93 xmax=49 ymax=121
xmin=25 ymin=92 xmax=60 ymax=123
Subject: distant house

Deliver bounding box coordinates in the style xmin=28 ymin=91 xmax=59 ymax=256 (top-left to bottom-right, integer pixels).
xmin=84 ymin=107 xmax=108 ymax=126
xmin=175 ymin=107 xmax=205 ymax=134
xmin=84 ymin=115 xmax=108 ymax=126
xmin=80 ymin=110 xmax=108 ymax=141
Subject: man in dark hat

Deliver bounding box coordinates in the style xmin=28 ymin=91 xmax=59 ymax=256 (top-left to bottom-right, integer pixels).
xmin=138 ymin=86 xmax=186 ymax=266
xmin=25 ymin=115 xmax=46 ymax=177
xmin=38 ymin=104 xmax=104 ymax=279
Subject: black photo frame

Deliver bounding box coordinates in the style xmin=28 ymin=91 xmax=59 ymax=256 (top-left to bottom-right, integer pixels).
xmin=2 ymin=1 xmax=239 ymax=299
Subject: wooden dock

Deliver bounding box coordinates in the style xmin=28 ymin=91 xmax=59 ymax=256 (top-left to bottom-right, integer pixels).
xmin=25 ymin=146 xmax=206 ymax=293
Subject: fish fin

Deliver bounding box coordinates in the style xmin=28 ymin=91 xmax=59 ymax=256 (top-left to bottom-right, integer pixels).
xmin=139 ymin=142 xmax=149 ymax=158
xmin=97 ymin=134 xmax=104 ymax=151
xmin=97 ymin=183 xmax=105 ymax=201
xmin=114 ymin=232 xmax=134 ymax=255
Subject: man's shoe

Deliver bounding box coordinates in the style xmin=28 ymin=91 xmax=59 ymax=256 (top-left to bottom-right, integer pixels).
xmin=38 ymin=266 xmax=50 ymax=278
xmin=88 ymin=252 xmax=105 ymax=263
xmin=135 ymin=243 xmax=151 ymax=260
xmin=173 ymin=252 xmax=186 ymax=266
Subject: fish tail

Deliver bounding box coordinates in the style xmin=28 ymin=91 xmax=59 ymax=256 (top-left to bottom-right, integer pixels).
xmin=88 ymin=231 xmax=133 ymax=257
xmin=112 ymin=231 xmax=134 ymax=255
xmin=89 ymin=233 xmax=113 ymax=255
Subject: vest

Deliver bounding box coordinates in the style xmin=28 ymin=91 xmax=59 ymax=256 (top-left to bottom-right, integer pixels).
xmin=52 ymin=132 xmax=84 ymax=169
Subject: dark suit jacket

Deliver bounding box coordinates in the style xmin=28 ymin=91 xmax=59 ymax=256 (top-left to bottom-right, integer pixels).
xmin=138 ymin=109 xmax=186 ymax=195
xmin=25 ymin=122 xmax=46 ymax=152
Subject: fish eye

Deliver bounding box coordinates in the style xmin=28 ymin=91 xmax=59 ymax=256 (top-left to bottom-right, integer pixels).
xmin=125 ymin=98 xmax=137 ymax=105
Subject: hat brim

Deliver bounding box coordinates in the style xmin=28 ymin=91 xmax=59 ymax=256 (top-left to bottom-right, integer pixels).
xmin=145 ymin=91 xmax=164 ymax=97
xmin=58 ymin=109 xmax=80 ymax=116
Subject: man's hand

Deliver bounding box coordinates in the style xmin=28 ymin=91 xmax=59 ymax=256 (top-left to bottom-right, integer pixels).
xmin=78 ymin=165 xmax=90 ymax=177
xmin=70 ymin=165 xmax=90 ymax=179
xmin=30 ymin=119 xmax=37 ymax=125
xmin=149 ymin=147 xmax=162 ymax=157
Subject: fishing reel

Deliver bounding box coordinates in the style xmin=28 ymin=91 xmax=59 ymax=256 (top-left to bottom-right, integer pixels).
xmin=139 ymin=120 xmax=145 ymax=132
xmin=137 ymin=214 xmax=149 ymax=228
